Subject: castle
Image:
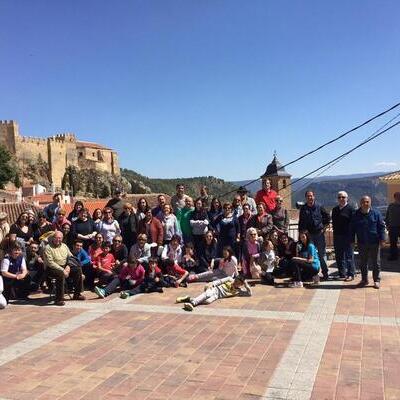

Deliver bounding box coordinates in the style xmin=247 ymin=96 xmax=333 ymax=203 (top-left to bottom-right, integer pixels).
xmin=0 ymin=120 xmax=120 ymax=189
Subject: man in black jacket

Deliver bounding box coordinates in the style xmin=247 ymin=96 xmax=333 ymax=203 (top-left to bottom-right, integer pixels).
xmin=298 ymin=191 xmax=331 ymax=279
xmin=331 ymin=191 xmax=355 ymax=280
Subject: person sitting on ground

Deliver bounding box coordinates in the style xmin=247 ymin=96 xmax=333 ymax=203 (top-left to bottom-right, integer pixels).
xmin=0 ymin=275 xmax=6 ymax=309
xmin=180 ymin=242 xmax=197 ymax=274
xmin=92 ymin=241 xmax=116 ymax=285
xmin=26 ymin=241 xmax=45 ymax=291
xmin=188 ymin=245 xmax=238 ymax=283
xmin=275 ymin=233 xmax=297 ymax=278
xmin=177 ymin=274 xmax=252 ymax=311
xmin=161 ymin=204 xmax=181 ymax=245
xmin=95 ymin=257 xmax=145 ymax=298
xmin=289 ymin=231 xmax=321 ymax=288
xmin=252 ymin=240 xmax=276 ymax=284
xmin=1 ymin=243 xmax=30 ymax=304
xmin=120 ymin=257 xmax=163 ymax=298
xmin=71 ymin=208 xmax=97 ymax=251
xmin=67 ymin=200 xmax=84 ymax=223
xmin=89 ymin=233 xmax=104 ymax=262
xmin=161 ymin=234 xmax=183 ymax=265
xmin=242 ymin=227 xmax=263 ymax=278
xmin=44 ymin=231 xmax=85 ymax=306
xmin=129 ymin=233 xmax=152 ymax=269
xmin=111 ymin=235 xmax=128 ymax=273
xmin=197 ymin=230 xmax=219 ymax=273
xmin=162 ymin=259 xmax=189 ymax=287
xmin=72 ymin=239 xmax=93 ymax=290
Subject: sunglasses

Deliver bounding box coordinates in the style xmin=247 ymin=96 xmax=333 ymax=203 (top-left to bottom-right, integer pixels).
xmin=338 ymin=196 xmax=347 ymax=199
xmin=113 ymin=240 xmax=122 ymax=243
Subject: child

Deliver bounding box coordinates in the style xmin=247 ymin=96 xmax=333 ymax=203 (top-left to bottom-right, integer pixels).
xmin=161 ymin=234 xmax=182 ymax=264
xmin=163 ymin=259 xmax=189 ymax=287
xmin=180 ymin=242 xmax=197 ymax=273
xmin=26 ymin=241 xmax=45 ymax=291
xmin=176 ymin=275 xmax=252 ymax=311
xmin=120 ymin=257 xmax=163 ymax=298
xmin=95 ymin=258 xmax=145 ymax=298
xmin=93 ymin=242 xmax=116 ymax=284
xmin=188 ymin=246 xmax=238 ymax=283
xmin=252 ymin=240 xmax=276 ymax=284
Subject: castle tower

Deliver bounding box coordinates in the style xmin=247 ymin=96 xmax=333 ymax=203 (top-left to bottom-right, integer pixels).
xmin=261 ymin=153 xmax=292 ymax=210
xmin=0 ymin=120 xmax=19 ymax=154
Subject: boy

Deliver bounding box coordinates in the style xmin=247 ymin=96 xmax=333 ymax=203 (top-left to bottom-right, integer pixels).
xmin=176 ymin=275 xmax=252 ymax=311
xmin=26 ymin=241 xmax=45 ymax=291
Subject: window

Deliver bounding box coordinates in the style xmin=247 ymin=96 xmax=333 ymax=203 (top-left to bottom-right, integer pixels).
xmin=282 ymin=179 xmax=286 ymax=188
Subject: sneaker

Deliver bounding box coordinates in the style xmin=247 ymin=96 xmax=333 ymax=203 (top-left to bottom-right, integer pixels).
xmin=373 ymin=281 xmax=380 ymax=289
xmin=94 ymin=286 xmax=106 ymax=299
xmin=345 ymin=276 xmax=354 ymax=282
xmin=120 ymin=291 xmax=129 ymax=299
xmin=183 ymin=302 xmax=194 ymax=311
xmin=357 ymin=279 xmax=369 ymax=287
xmin=176 ymin=295 xmax=191 ymax=304
xmin=289 ymin=281 xmax=303 ymax=288
xmin=312 ymin=274 xmax=320 ymax=285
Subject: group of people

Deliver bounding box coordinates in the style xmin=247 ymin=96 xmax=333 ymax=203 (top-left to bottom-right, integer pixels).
xmin=0 ymin=180 xmax=396 ymax=311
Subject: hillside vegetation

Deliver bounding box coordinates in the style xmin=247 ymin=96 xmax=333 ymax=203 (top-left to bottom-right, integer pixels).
xmin=121 ymin=168 xmax=238 ymax=198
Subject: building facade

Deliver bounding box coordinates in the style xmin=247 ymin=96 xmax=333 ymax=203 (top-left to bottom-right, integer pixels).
xmin=0 ymin=120 xmax=120 ymax=188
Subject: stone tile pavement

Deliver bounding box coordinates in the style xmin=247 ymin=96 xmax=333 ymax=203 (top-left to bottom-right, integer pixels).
xmin=0 ymin=267 xmax=399 ymax=400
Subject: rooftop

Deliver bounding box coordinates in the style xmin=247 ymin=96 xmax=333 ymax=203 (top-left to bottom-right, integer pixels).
xmin=379 ymin=170 xmax=400 ymax=182
xmin=261 ymin=153 xmax=291 ymax=178
xmin=76 ymin=141 xmax=112 ymax=151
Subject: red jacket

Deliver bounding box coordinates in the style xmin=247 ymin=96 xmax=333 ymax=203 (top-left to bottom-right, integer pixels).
xmin=138 ymin=218 xmax=164 ymax=245
xmin=255 ymin=189 xmax=277 ymax=213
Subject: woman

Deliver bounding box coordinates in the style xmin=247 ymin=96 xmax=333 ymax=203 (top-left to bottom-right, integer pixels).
xmin=232 ymin=195 xmax=243 ymax=218
xmin=136 ymin=198 xmax=149 ymax=222
xmin=33 ymin=211 xmax=53 ymax=242
xmin=197 ymin=230 xmax=219 ymax=273
xmin=118 ymin=202 xmax=138 ymax=250
xmin=216 ymin=202 xmax=240 ymax=257
xmin=92 ymin=208 xmax=103 ymax=232
xmin=190 ymin=198 xmax=209 ymax=255
xmin=275 ymin=233 xmax=297 ymax=278
xmin=10 ymin=212 xmax=34 ymax=245
xmin=272 ymin=196 xmax=289 ymax=234
xmin=52 ymin=209 xmax=71 ymax=232
xmin=289 ymin=231 xmax=321 ymax=287
xmin=128 ymin=233 xmax=152 ymax=267
xmin=249 ymin=203 xmax=273 ymax=239
xmin=208 ymin=198 xmax=222 ymax=232
xmin=242 ymin=227 xmax=263 ymax=278
xmin=72 ymin=208 xmax=97 ymax=250
xmin=67 ymin=201 xmax=84 ymax=223
xmin=138 ymin=208 xmax=164 ymax=251
xmin=0 ymin=212 xmax=10 ymax=245
xmin=89 ymin=233 xmax=104 ymax=263
xmin=268 ymin=230 xmax=280 ymax=250
xmin=111 ymin=234 xmax=129 ymax=272
xmin=61 ymin=223 xmax=74 ymax=249
xmin=100 ymin=207 xmax=121 ymax=243
xmin=238 ymin=203 xmax=253 ymax=263
xmin=161 ymin=204 xmax=181 ymax=244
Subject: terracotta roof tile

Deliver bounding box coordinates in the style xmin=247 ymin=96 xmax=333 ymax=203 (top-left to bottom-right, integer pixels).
xmin=0 ymin=202 xmax=42 ymax=225
xmin=379 ymin=171 xmax=400 ymax=181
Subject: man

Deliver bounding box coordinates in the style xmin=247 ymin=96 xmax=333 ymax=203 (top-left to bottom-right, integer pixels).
xmin=43 ymin=193 xmax=62 ymax=222
xmin=105 ymin=188 xmax=125 ymax=220
xmin=350 ymin=196 xmax=385 ymax=289
xmin=44 ymin=231 xmax=85 ymax=305
xmin=152 ymin=194 xmax=167 ymax=220
xmin=171 ymin=184 xmax=189 ymax=215
xmin=237 ymin=186 xmax=257 ymax=215
xmin=386 ymin=192 xmax=400 ymax=261
xmin=72 ymin=239 xmax=94 ymax=290
xmin=255 ymin=179 xmax=277 ymax=213
xmin=331 ymin=191 xmax=355 ymax=280
xmin=199 ymin=185 xmax=211 ymax=210
xmin=298 ymin=191 xmax=331 ymax=279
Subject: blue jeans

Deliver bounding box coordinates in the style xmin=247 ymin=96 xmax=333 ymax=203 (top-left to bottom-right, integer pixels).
xmin=310 ymin=232 xmax=328 ymax=276
xmin=334 ymin=234 xmax=355 ymax=277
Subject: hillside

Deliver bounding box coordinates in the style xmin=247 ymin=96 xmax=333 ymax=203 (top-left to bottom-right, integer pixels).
xmin=233 ymin=172 xmax=390 ymax=208
xmin=121 ymin=168 xmax=239 ymax=198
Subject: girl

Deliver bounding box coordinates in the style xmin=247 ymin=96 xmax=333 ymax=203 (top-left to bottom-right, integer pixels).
xmin=253 ymin=240 xmax=276 ymax=284
xmin=176 ymin=275 xmax=252 ymax=311
xmin=161 ymin=234 xmax=183 ymax=265
xmin=180 ymin=242 xmax=197 ymax=273
xmin=197 ymin=231 xmax=218 ymax=273
xmin=93 ymin=241 xmax=116 ymax=284
xmin=289 ymin=231 xmax=321 ymax=288
xmin=188 ymin=246 xmax=238 ymax=283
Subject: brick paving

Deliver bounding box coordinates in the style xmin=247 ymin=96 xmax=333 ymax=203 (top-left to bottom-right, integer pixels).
xmin=0 ymin=267 xmax=399 ymax=399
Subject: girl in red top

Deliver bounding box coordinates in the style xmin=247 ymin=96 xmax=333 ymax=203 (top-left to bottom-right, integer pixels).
xmin=93 ymin=242 xmax=116 ymax=284
xmin=89 ymin=233 xmax=104 ymax=262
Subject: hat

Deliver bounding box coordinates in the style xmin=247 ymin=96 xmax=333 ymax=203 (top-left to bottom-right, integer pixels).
xmin=237 ymin=186 xmax=248 ymax=194
xmin=0 ymin=212 xmax=7 ymax=220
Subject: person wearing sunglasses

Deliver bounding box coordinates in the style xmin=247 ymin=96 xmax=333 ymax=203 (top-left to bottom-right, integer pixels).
xmin=331 ymin=191 xmax=355 ymax=281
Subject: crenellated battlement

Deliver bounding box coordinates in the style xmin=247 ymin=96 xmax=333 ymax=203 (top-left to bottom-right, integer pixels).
xmin=19 ymin=136 xmax=47 ymax=144
xmin=0 ymin=120 xmax=17 ymax=125
xmin=48 ymin=133 xmax=76 ymax=143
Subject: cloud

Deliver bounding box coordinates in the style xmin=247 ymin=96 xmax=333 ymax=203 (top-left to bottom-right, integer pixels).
xmin=375 ymin=161 xmax=398 ymax=167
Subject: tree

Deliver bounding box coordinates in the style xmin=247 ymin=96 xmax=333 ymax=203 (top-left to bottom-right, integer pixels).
xmin=0 ymin=145 xmax=16 ymax=189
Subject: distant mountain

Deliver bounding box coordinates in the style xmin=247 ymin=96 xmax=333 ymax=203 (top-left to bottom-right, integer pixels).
xmin=121 ymin=168 xmax=238 ymax=198
xmin=232 ymin=171 xmax=392 ymax=208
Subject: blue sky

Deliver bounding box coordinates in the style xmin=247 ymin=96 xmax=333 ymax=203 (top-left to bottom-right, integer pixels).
xmin=1 ymin=0 xmax=399 ymax=181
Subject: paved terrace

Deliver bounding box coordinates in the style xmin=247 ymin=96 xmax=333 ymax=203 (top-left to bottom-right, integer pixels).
xmin=0 ymin=258 xmax=399 ymax=400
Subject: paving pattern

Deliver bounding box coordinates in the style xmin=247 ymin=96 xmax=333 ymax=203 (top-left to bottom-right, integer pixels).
xmin=0 ymin=267 xmax=400 ymax=400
